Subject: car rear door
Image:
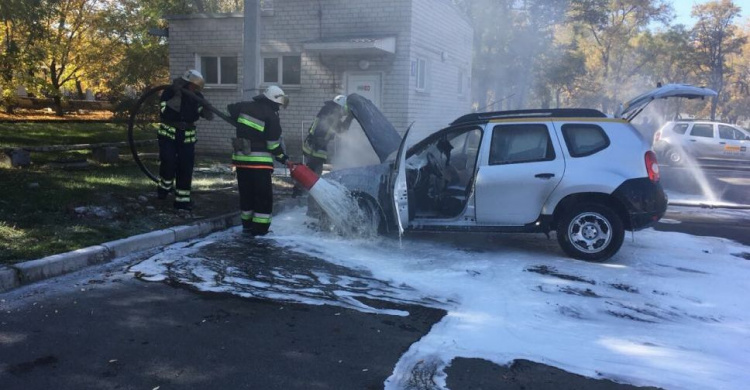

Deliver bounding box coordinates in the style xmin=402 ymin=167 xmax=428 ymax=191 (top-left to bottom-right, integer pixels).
xmin=615 ymin=84 xmax=717 ymax=121
xmin=474 ymin=121 xmax=564 ymax=226
xmin=686 ymin=122 xmax=717 ymax=159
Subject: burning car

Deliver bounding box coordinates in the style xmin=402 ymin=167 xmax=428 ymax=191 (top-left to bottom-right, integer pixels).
xmin=318 ymin=85 xmax=716 ymax=261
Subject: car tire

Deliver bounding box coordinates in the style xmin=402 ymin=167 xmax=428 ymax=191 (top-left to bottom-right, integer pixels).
xmin=556 ymin=203 xmax=624 ymax=262
xmin=354 ymin=196 xmax=384 ymax=236
xmin=664 ymin=147 xmax=684 ymax=165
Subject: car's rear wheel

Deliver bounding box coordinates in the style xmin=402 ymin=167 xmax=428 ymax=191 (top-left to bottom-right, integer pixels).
xmin=664 ymin=147 xmax=684 ymax=165
xmin=556 ymin=203 xmax=624 ymax=262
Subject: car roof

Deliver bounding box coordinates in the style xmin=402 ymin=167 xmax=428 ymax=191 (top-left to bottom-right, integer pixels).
xmin=450 ymin=109 xmax=607 ymax=126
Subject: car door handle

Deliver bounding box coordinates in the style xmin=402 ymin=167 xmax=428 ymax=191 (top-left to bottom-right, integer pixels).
xmin=535 ymin=173 xmax=555 ymax=179
xmin=719 ymin=142 xmax=726 ymax=144
xmin=690 ymin=139 xmax=697 ymax=142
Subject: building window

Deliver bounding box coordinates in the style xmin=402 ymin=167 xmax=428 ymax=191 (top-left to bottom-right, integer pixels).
xmin=262 ymin=55 xmax=301 ymax=86
xmin=416 ymin=58 xmax=427 ymax=91
xmin=457 ymin=69 xmax=464 ymax=95
xmin=198 ymin=56 xmax=238 ymax=85
xmin=199 ymin=56 xmax=238 ymax=85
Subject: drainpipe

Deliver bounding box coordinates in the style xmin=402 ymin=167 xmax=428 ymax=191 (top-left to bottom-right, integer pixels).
xmin=243 ymin=0 xmax=261 ymax=100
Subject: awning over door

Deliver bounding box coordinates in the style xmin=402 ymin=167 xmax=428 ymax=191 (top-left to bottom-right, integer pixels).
xmin=303 ymin=36 xmax=396 ymax=56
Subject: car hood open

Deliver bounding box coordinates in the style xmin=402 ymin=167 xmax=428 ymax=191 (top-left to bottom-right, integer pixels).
xmin=347 ymin=93 xmax=402 ymax=163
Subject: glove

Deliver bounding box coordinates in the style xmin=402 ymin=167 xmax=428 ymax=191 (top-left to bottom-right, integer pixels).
xmin=286 ymin=160 xmax=296 ymax=170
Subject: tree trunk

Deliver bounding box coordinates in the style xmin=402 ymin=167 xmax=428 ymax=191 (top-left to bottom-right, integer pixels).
xmin=53 ymin=95 xmax=64 ymax=116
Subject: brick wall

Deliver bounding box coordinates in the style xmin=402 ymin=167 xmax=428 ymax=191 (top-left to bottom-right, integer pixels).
xmin=166 ymin=0 xmax=471 ymax=158
xmin=167 ymin=14 xmax=244 ymax=158
xmin=407 ymin=0 xmax=473 ymax=142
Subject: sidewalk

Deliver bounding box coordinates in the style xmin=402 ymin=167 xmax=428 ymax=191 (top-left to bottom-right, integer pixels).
xmin=0 ymin=193 xmax=301 ymax=293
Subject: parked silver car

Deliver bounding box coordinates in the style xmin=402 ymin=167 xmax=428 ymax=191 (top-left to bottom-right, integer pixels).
xmin=653 ymin=120 xmax=750 ymax=165
xmin=319 ymin=85 xmax=716 ymax=261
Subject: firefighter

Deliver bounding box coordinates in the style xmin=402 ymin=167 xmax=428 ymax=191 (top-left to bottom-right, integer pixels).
xmin=158 ymin=69 xmax=214 ymax=210
xmin=228 ymin=85 xmax=293 ymax=236
xmin=293 ymin=95 xmax=353 ymax=197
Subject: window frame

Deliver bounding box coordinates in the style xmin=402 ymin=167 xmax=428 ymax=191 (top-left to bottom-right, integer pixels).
xmin=489 ymin=124 xmax=556 ymax=166
xmin=416 ymin=57 xmax=428 ymax=92
xmin=195 ymin=54 xmax=238 ymax=87
xmin=689 ymin=123 xmax=715 ymax=138
xmin=261 ymin=54 xmax=302 ymax=87
xmin=561 ymin=123 xmax=611 ymax=158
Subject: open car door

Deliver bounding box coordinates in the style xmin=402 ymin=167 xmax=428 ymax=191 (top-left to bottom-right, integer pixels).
xmin=391 ymin=126 xmax=412 ymax=235
xmin=615 ymin=84 xmax=717 ymax=122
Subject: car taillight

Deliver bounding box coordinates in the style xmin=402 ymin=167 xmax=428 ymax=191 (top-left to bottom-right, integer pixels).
xmin=645 ymin=151 xmax=660 ymax=182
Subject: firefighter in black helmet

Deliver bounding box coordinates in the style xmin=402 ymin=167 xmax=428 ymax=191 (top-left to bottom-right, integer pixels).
xmin=157 ymin=69 xmax=214 ymax=210
xmin=227 ymin=85 xmax=294 ymax=236
xmin=292 ymin=94 xmax=353 ymax=197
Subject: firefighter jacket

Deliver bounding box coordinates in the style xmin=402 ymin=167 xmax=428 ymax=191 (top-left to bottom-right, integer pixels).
xmin=159 ymin=78 xmax=213 ymax=143
xmin=228 ymin=96 xmax=289 ymax=169
xmin=302 ymin=100 xmax=352 ymax=159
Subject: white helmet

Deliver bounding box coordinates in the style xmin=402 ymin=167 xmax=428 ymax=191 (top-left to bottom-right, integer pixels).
xmin=263 ymin=85 xmax=289 ymax=108
xmin=181 ymin=69 xmax=205 ymax=90
xmin=333 ymin=95 xmax=347 ymax=107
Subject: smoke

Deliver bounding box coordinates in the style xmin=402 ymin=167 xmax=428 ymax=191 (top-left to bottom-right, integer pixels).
xmin=329 ymin=122 xmax=380 ymax=169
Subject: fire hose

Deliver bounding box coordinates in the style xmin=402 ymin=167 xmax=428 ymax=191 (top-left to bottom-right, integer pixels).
xmin=127 ymin=85 xmax=318 ymax=190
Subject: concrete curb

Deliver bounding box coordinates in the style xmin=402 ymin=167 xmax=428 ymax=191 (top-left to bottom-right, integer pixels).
xmin=1 ymin=211 xmax=240 ymax=293
xmin=0 ymin=198 xmax=303 ymax=293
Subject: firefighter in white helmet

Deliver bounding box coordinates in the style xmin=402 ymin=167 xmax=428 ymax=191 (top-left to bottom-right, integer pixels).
xmin=157 ymin=69 xmax=214 ymax=210
xmin=227 ymin=85 xmax=294 ymax=235
xmin=293 ymin=94 xmax=353 ymax=197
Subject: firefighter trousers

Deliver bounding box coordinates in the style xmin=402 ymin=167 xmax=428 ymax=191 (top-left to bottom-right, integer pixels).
xmin=158 ymin=133 xmax=195 ymax=207
xmin=237 ymin=168 xmax=274 ymax=235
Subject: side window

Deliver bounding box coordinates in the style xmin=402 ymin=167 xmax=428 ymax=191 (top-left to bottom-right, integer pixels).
xmin=690 ymin=124 xmax=714 ymax=138
xmin=672 ymin=123 xmax=689 ymax=134
xmin=489 ymin=124 xmax=555 ymax=165
xmin=561 ymin=124 xmax=610 ymax=158
xmin=719 ymin=125 xmax=745 ymax=140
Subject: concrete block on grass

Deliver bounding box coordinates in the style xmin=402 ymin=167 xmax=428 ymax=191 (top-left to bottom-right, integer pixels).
xmin=2 ymin=148 xmax=31 ymax=168
xmin=92 ymin=146 xmax=119 ymax=163
xmin=102 ymin=230 xmax=176 ymax=258
xmin=14 ymin=245 xmax=112 ymax=284
xmin=0 ymin=266 xmax=20 ymax=292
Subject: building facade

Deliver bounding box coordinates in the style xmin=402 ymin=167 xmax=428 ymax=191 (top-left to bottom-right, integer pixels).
xmin=165 ymin=0 xmax=473 ymax=160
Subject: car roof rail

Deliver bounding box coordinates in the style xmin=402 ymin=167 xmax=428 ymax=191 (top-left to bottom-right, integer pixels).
xmin=450 ymin=108 xmax=608 ymax=125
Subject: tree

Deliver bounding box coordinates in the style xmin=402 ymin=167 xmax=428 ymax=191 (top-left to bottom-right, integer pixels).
xmin=0 ymin=0 xmax=47 ymax=113
xmin=691 ymin=0 xmax=746 ymax=120
xmin=568 ymin=0 xmax=672 ymax=112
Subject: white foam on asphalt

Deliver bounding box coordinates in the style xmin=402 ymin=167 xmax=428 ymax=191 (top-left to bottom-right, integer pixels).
xmin=131 ymin=206 xmax=750 ymax=390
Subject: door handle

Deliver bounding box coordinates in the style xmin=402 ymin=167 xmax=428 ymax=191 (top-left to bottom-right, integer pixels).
xmin=535 ymin=173 xmax=555 ymax=179
xmin=719 ymin=142 xmax=726 ymax=145
xmin=690 ymin=139 xmax=697 ymax=142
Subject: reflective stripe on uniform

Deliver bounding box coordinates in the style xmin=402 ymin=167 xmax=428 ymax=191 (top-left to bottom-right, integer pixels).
xmin=267 ymin=140 xmax=280 ymax=150
xmin=237 ymin=114 xmax=265 ymax=132
xmin=158 ymin=178 xmax=173 ymax=190
xmin=241 ymin=211 xmax=253 ymax=221
xmin=232 ymin=151 xmax=274 ymax=163
xmin=160 ymin=101 xmax=167 ymax=113
xmin=175 ymin=189 xmax=190 ymax=203
xmin=302 ymin=142 xmax=327 ymax=159
xmin=252 ymin=213 xmax=271 ymax=224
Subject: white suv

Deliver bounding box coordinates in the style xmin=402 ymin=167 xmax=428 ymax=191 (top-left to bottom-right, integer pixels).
xmin=319 ymin=85 xmax=716 ymax=261
xmin=653 ymin=120 xmax=750 ymax=165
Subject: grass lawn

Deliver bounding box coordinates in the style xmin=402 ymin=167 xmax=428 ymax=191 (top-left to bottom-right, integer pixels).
xmin=0 ymin=121 xmax=132 ymax=147
xmin=0 ymin=121 xmax=297 ymax=265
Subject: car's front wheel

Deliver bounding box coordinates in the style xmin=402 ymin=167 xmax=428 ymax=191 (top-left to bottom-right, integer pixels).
xmin=556 ymin=203 xmax=624 ymax=262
